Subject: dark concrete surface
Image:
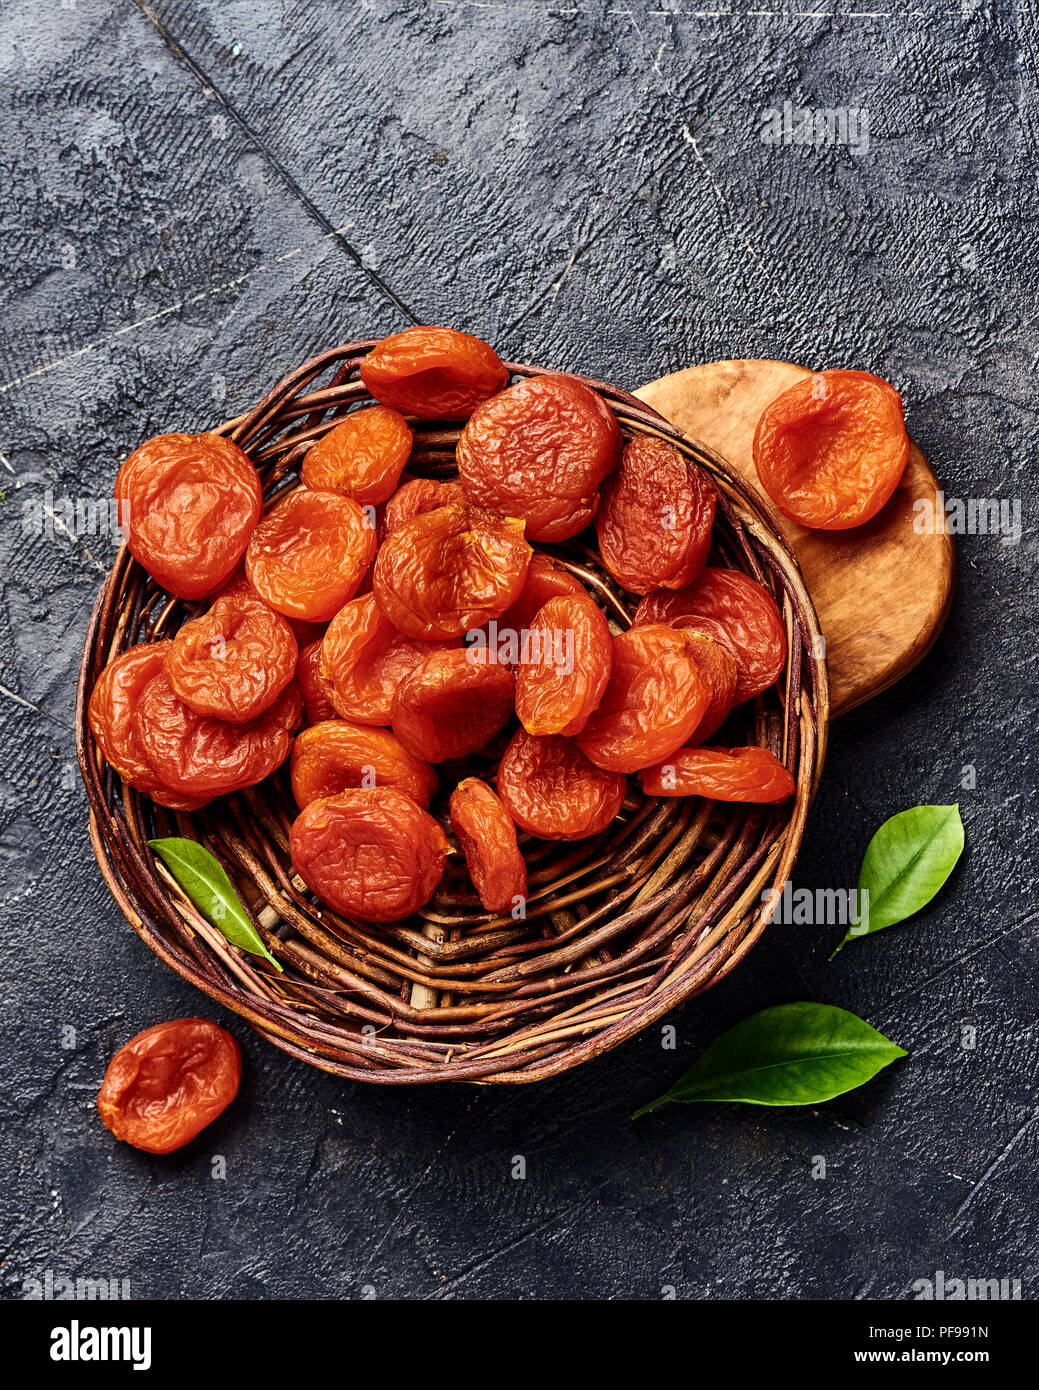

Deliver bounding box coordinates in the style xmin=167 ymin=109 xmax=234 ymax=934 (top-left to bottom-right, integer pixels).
xmin=1 ymin=0 xmax=1036 ymax=1301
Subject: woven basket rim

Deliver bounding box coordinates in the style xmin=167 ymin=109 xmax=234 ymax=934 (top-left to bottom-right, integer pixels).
xmin=76 ymin=341 xmax=830 ymax=1085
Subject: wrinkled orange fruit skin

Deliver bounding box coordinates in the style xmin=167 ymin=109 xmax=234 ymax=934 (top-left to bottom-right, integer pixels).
xmin=88 ymin=643 xmax=208 ymax=809
xmin=99 ymin=337 xmax=811 ymax=927
xmin=211 ymin=563 xmax=325 ymax=646
xmin=297 ymin=639 xmax=338 ymax=725
xmin=449 ymin=777 xmax=528 ymax=914
xmin=290 ymin=788 xmax=449 ymax=921
xmin=384 ymin=476 xmax=467 ymax=535
xmin=597 ymin=435 xmax=716 ymax=594
xmin=373 ymin=503 xmax=531 ymax=640
xmin=391 ymin=648 xmax=516 ymax=763
xmin=515 ymin=593 xmax=612 ymax=737
xmin=290 ymin=719 xmax=437 ymax=810
xmin=321 ymin=593 xmax=457 ymax=726
xmin=360 ymin=326 xmax=508 ymax=419
xmin=634 ymin=567 xmax=787 ymax=705
xmin=115 ymin=433 xmax=262 ymax=599
xmin=576 ymin=624 xmax=710 ymax=774
xmin=498 ymin=552 xmax=587 ymax=633
xmin=97 ymin=1019 xmax=241 ymax=1154
xmin=681 ymin=631 xmax=738 ymax=745
xmin=245 ymin=488 xmax=376 ymax=623
xmin=165 ymin=595 xmax=297 ymax=725
xmin=301 ymin=405 xmax=413 ymax=506
xmin=640 ymin=745 xmax=795 ymax=803
xmin=497 ymin=728 xmax=627 ymax=841
xmin=457 ymin=374 xmax=621 ymax=541
xmin=753 ymin=368 xmax=909 ymax=530
xmin=135 ymin=672 xmax=300 ymax=798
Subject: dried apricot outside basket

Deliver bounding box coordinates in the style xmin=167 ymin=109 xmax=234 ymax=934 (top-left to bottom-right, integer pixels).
xmin=76 ymin=341 xmax=829 ymax=1086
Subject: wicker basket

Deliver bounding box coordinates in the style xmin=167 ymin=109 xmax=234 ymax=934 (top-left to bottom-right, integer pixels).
xmin=76 ymin=342 xmax=829 ymax=1085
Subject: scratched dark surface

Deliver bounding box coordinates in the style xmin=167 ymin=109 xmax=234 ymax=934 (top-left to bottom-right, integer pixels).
xmin=1 ymin=0 xmax=1036 ymax=1302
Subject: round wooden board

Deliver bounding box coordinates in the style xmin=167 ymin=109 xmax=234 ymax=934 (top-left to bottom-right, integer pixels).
xmin=635 ymin=360 xmax=956 ymax=717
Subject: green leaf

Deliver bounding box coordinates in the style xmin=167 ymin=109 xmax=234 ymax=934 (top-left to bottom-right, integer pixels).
xmin=632 ymin=1002 xmax=905 ymax=1115
xmin=831 ymin=804 xmax=964 ymax=957
xmin=148 ymin=836 xmax=282 ymax=971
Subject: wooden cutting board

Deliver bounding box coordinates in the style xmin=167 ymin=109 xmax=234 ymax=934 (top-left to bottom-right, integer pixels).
xmin=635 ymin=360 xmax=956 ymax=717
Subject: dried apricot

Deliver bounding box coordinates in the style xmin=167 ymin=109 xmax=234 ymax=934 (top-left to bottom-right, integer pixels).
xmin=576 ymin=624 xmax=710 ymax=774
xmin=498 ymin=552 xmax=587 ymax=633
xmin=97 ymin=1018 xmax=241 ymax=1154
xmin=384 ymin=475 xmax=466 ymax=534
xmin=297 ymin=639 xmax=338 ymax=724
xmin=360 ymin=326 xmax=508 ymax=419
xmin=212 ymin=564 xmax=325 ymax=646
xmin=497 ymin=729 xmax=627 ymax=841
xmin=753 ymin=369 xmax=909 ymax=530
xmin=88 ymin=644 xmax=208 ymax=809
xmin=456 ymin=374 xmax=620 ymax=541
xmin=165 ymin=595 xmax=297 ymax=724
xmin=639 ymin=745 xmax=795 ymax=803
xmin=301 ymin=405 xmax=412 ymax=505
xmin=136 ymin=672 xmax=300 ymax=798
xmin=679 ymin=630 xmax=738 ymax=744
xmin=514 ymin=593 xmax=612 ymax=737
xmin=245 ymin=488 xmax=376 ymax=623
xmin=634 ymin=567 xmax=786 ymax=705
xmin=115 ymin=433 xmax=262 ymax=599
xmin=597 ymin=435 xmax=716 ymax=593
xmin=321 ymin=593 xmax=457 ymax=725
xmin=290 ymin=788 xmax=449 ymax=921
xmin=391 ymin=648 xmax=516 ymax=762
xmin=449 ymin=778 xmax=527 ymax=914
xmin=291 ymin=719 xmax=437 ymax=809
xmin=373 ymin=503 xmax=531 ymax=639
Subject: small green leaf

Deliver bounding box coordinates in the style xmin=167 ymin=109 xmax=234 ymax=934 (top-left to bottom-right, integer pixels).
xmin=632 ymin=1002 xmax=905 ymax=1115
xmin=831 ymin=804 xmax=964 ymax=957
xmin=148 ymin=836 xmax=282 ymax=971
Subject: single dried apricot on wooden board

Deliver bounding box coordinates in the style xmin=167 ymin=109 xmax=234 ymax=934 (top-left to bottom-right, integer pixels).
xmin=635 ymin=358 xmax=954 ymax=717
xmin=753 ymin=369 xmax=909 ymax=531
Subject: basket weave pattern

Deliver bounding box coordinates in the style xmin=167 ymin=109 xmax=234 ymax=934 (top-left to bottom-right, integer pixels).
xmin=76 ymin=343 xmax=829 ymax=1085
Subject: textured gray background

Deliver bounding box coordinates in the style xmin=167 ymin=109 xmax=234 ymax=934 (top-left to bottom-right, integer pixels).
xmin=1 ymin=0 xmax=1036 ymax=1301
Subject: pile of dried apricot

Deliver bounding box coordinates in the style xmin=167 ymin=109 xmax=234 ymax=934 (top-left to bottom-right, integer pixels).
xmin=91 ymin=326 xmax=803 ymax=928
